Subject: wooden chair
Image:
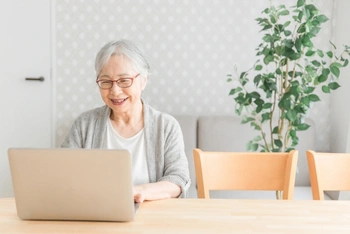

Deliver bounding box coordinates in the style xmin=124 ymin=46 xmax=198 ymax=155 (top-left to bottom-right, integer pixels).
xmin=193 ymin=149 xmax=298 ymax=200
xmin=306 ymin=150 xmax=350 ymax=200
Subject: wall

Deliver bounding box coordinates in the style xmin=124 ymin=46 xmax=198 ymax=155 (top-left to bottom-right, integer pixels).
xmin=330 ymin=0 xmax=350 ymax=153
xmin=55 ymin=0 xmax=336 ymax=152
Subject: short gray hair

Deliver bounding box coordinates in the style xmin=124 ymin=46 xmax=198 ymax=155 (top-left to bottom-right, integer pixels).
xmin=95 ymin=39 xmax=150 ymax=77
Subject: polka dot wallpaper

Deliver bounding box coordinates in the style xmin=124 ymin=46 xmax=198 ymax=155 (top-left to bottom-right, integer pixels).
xmin=55 ymin=0 xmax=336 ymax=151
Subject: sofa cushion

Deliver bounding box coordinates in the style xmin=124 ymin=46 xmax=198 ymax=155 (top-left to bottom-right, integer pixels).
xmin=173 ymin=115 xmax=198 ymax=198
xmin=209 ymin=186 xmax=332 ymax=200
xmin=174 ymin=115 xmax=321 ymax=199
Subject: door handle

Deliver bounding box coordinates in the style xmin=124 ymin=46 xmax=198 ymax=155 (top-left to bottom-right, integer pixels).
xmin=25 ymin=77 xmax=44 ymax=81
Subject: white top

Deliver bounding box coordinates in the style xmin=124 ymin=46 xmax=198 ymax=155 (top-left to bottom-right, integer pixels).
xmin=105 ymin=119 xmax=150 ymax=185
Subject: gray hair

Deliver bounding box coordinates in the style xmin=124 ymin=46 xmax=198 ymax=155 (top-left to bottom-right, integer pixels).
xmin=95 ymin=39 xmax=151 ymax=77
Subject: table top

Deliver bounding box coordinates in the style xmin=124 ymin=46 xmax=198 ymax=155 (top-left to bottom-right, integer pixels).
xmin=1 ymin=197 xmax=350 ymax=233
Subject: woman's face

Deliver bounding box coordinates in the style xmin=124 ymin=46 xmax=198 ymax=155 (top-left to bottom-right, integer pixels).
xmin=97 ymin=55 xmax=147 ymax=116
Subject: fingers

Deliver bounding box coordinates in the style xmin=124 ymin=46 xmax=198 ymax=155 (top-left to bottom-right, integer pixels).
xmin=133 ymin=186 xmax=145 ymax=203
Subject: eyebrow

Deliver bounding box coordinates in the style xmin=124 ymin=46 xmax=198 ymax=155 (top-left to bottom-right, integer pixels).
xmin=98 ymin=73 xmax=132 ymax=79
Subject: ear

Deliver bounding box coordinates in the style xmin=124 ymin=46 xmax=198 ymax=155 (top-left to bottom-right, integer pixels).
xmin=141 ymin=75 xmax=147 ymax=91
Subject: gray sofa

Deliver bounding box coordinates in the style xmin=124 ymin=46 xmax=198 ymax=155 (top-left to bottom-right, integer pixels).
xmin=174 ymin=115 xmax=332 ymax=200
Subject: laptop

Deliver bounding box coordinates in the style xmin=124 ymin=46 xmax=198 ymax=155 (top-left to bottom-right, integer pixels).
xmin=8 ymin=148 xmax=139 ymax=222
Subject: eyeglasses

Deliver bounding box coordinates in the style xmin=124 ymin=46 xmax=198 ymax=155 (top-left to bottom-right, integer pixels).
xmin=96 ymin=73 xmax=140 ymax=89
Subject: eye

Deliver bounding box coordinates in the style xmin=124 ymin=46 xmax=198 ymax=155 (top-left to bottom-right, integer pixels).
xmin=101 ymin=80 xmax=112 ymax=84
xmin=119 ymin=78 xmax=130 ymax=84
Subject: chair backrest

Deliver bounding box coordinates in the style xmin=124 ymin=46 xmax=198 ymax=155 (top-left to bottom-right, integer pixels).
xmin=193 ymin=149 xmax=298 ymax=200
xmin=306 ymin=150 xmax=350 ymax=200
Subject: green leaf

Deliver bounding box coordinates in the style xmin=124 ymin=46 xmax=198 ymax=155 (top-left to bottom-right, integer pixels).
xmin=295 ymin=38 xmax=302 ymax=52
xmin=330 ymin=65 xmax=340 ymax=78
xmin=310 ymin=27 xmax=321 ymax=37
xmin=317 ymin=74 xmax=327 ymax=83
xmin=289 ymin=52 xmax=301 ymax=60
xmin=254 ymin=99 xmax=264 ymax=106
xmin=263 ymin=34 xmax=272 ymax=43
xmin=322 ymin=68 xmax=330 ymax=76
xmin=250 ymin=122 xmax=261 ymax=130
xmin=276 ymin=68 xmax=282 ymax=75
xmin=311 ymin=20 xmax=320 ymax=26
xmin=279 ymin=59 xmax=287 ymax=68
xmin=270 ymin=16 xmax=276 ymax=24
xmin=252 ymin=143 xmax=259 ymax=151
xmin=283 ymin=21 xmax=291 ymax=28
xmin=312 ymin=60 xmax=321 ymax=67
xmin=275 ymin=46 xmax=285 ymax=56
xmin=305 ymin=4 xmax=317 ymax=15
xmin=247 ymin=141 xmax=253 ymax=151
xmin=287 ymin=109 xmax=297 ymax=121
xmin=262 ymin=113 xmax=270 ymax=122
xmin=229 ymin=87 xmax=243 ymax=95
xmin=304 ymin=86 xmax=315 ymax=94
xmin=329 ymin=41 xmax=337 ymax=50
xmin=344 ymin=59 xmax=349 ymax=67
xmin=317 ymin=49 xmax=324 ymax=58
xmin=300 ymin=97 xmax=310 ymax=107
xmin=308 ymin=94 xmax=321 ymax=102
xmin=322 ymin=85 xmax=330 ymax=93
xmin=280 ymin=10 xmax=289 ymax=16
xmin=329 ymin=82 xmax=340 ymax=90
xmin=332 ymin=62 xmax=343 ymax=68
xmin=241 ymin=116 xmax=255 ymax=124
xmin=255 ymin=65 xmax=263 ymax=71
xmin=240 ymin=77 xmax=248 ymax=86
xmin=240 ymin=72 xmax=247 ymax=79
xmin=305 ymin=50 xmax=315 ymax=56
xmin=256 ymin=105 xmax=263 ymax=113
xmin=296 ymin=123 xmax=310 ymax=131
xmin=235 ymin=104 xmax=243 ymax=115
xmin=290 ymin=129 xmax=296 ymax=137
xmin=263 ymin=103 xmax=272 ymax=109
xmin=263 ymin=55 xmax=274 ymax=65
xmin=261 ymin=24 xmax=273 ymax=31
xmin=272 ymin=127 xmax=278 ymax=134
xmin=285 ymin=39 xmax=294 ymax=48
xmin=284 ymin=30 xmax=292 ymax=36
xmin=301 ymin=35 xmax=313 ymax=47
xmin=297 ymin=0 xmax=305 ymax=7
xmin=253 ymin=135 xmax=262 ymax=141
xmin=251 ymin=91 xmax=261 ymax=98
xmin=274 ymin=139 xmax=283 ymax=148
xmin=254 ymin=74 xmax=262 ymax=85
xmin=298 ymin=11 xmax=304 ymax=22
xmin=316 ymin=14 xmax=329 ymax=23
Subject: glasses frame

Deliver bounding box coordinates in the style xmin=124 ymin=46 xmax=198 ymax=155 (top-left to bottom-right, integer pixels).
xmin=96 ymin=73 xmax=140 ymax=89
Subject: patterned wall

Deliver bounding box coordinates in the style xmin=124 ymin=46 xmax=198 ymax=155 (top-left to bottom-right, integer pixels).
xmin=55 ymin=0 xmax=335 ymax=151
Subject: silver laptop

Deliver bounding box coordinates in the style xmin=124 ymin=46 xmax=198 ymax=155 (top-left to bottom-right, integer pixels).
xmin=8 ymin=148 xmax=139 ymax=222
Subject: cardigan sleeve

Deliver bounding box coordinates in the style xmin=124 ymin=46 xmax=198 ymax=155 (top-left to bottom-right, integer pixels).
xmin=157 ymin=116 xmax=191 ymax=198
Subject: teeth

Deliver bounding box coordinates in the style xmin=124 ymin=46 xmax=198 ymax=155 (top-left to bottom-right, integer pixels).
xmin=113 ymin=98 xmax=127 ymax=103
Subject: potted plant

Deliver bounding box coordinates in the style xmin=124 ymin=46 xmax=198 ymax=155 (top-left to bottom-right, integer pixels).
xmin=227 ymin=0 xmax=350 ymax=154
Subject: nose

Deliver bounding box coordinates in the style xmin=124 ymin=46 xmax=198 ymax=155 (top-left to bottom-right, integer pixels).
xmin=109 ymin=82 xmax=123 ymax=95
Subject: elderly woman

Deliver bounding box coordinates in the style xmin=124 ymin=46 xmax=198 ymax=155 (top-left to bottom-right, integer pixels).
xmin=61 ymin=40 xmax=190 ymax=203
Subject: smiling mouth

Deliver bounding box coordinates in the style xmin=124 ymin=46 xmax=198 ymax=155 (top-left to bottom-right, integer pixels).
xmin=111 ymin=97 xmax=128 ymax=105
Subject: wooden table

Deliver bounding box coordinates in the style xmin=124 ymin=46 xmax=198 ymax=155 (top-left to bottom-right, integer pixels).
xmin=1 ymin=197 xmax=350 ymax=233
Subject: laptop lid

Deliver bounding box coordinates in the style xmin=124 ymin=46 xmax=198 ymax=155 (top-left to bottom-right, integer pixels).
xmin=8 ymin=148 xmax=136 ymax=222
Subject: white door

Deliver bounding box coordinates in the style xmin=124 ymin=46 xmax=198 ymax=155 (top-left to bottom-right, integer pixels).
xmin=0 ymin=0 xmax=52 ymax=197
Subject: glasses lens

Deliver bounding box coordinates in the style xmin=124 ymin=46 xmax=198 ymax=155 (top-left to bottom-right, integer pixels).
xmin=98 ymin=80 xmax=112 ymax=89
xmin=117 ymin=78 xmax=132 ymax=88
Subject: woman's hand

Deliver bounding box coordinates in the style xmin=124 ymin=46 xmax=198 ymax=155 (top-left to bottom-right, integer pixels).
xmin=133 ymin=181 xmax=181 ymax=203
xmin=133 ymin=186 xmax=146 ymax=203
